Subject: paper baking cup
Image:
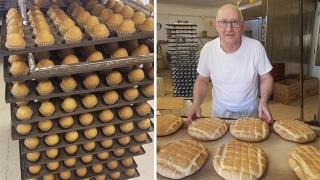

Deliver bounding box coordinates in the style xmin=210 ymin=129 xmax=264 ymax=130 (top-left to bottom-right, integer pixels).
xmin=63 ymin=106 xmax=77 ymax=113
xmin=64 ymin=38 xmax=82 ymax=44
xmin=61 ymin=86 xmax=76 ymax=93
xmin=116 ymin=30 xmax=135 ymax=37
xmin=103 ymin=98 xmax=118 ymax=105
xmin=5 ymin=42 xmax=26 ymax=50
xmin=35 ymin=40 xmax=55 ymax=47
xmin=106 ymin=23 xmax=118 ymax=32
xmin=84 ymin=83 xmax=99 ymax=90
xmin=124 ymin=95 xmax=138 ymax=102
xmin=90 ymin=34 xmax=110 ymax=40
xmin=12 ymin=90 xmax=29 ymax=99
xmin=10 ymin=69 xmax=29 ymax=78
xmin=39 ymin=109 xmax=55 ymax=117
xmin=36 ymin=89 xmax=53 ymax=96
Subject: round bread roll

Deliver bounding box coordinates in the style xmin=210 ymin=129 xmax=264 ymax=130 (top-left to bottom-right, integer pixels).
xmin=137 ymin=118 xmax=151 ymax=130
xmin=106 ymin=70 xmax=122 ymax=86
xmin=38 ymin=119 xmax=53 ymax=132
xmin=26 ymin=151 xmax=40 ymax=162
xmin=81 ymin=154 xmax=93 ymax=164
xmin=100 ymin=139 xmax=113 ymax=148
xmin=82 ymin=94 xmax=98 ymax=109
xmin=141 ymin=83 xmax=154 ymax=97
xmin=61 ymin=97 xmax=77 ymax=112
xmin=47 ymin=161 xmax=59 ymax=171
xmin=46 ymin=148 xmax=59 ymax=159
xmin=118 ymin=106 xmax=133 ymax=120
xmin=65 ymin=144 xmax=78 ymax=155
xmin=42 ymin=174 xmax=54 ymax=180
xmin=99 ymin=109 xmax=114 ymax=123
xmin=102 ymin=124 xmax=116 ymax=136
xmin=60 ymin=170 xmax=72 ymax=180
xmin=135 ymin=102 xmax=151 ymax=116
xmin=118 ymin=135 xmax=131 ymax=145
xmin=103 ymin=90 xmax=119 ymax=105
xmin=79 ymin=113 xmax=93 ymax=126
xmin=96 ymin=151 xmax=109 ymax=160
xmin=107 ymin=160 xmax=118 ymax=170
xmin=59 ymin=116 xmax=74 ymax=129
xmin=45 ymin=134 xmax=60 ymax=146
xmin=65 ymin=131 xmax=79 ymax=143
xmin=128 ymin=68 xmax=145 ymax=83
xmin=64 ymin=157 xmax=76 ymax=167
xmin=123 ymin=87 xmax=139 ymax=101
xmin=83 ymin=141 xmax=96 ymax=152
xmin=113 ymin=148 xmax=125 ymax=157
xmin=83 ymin=127 xmax=98 ymax=140
xmin=16 ymin=123 xmax=32 ymax=135
xmin=119 ymin=122 xmax=134 ymax=133
xmin=134 ymin=133 xmax=147 ymax=142
xmin=125 ymin=168 xmax=136 ymax=177
xmin=157 ymin=114 xmax=183 ymax=136
xmin=110 ymin=171 xmax=121 ymax=179
xmin=28 ymin=165 xmax=41 ymax=174
xmin=121 ymin=157 xmax=133 ymax=167
xmin=91 ymin=163 xmax=103 ymax=174
xmin=75 ymin=167 xmax=87 ymax=177
xmin=129 ymin=145 xmax=141 ymax=153
xmin=95 ymin=174 xmax=106 ymax=180
xmin=24 ymin=137 xmax=39 ymax=150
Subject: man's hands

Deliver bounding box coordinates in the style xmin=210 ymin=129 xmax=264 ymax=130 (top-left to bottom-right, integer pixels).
xmin=187 ymin=106 xmax=202 ymax=121
xmin=258 ymin=101 xmax=273 ymax=124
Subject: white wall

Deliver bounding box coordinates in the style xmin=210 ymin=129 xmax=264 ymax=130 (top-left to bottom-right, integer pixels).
xmin=157 ymin=3 xmax=219 ymax=40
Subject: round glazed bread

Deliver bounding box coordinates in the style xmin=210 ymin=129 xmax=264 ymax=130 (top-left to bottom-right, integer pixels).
xmin=157 ymin=114 xmax=183 ymax=136
xmin=273 ymin=119 xmax=316 ymax=143
xmin=288 ymin=145 xmax=320 ymax=180
xmin=230 ymin=117 xmax=269 ymax=142
xmin=188 ymin=117 xmax=228 ymax=141
xmin=213 ymin=141 xmax=267 ymax=180
xmin=157 ymin=139 xmax=208 ymax=179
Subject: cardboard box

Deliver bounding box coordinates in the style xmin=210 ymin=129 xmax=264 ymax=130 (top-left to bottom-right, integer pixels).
xmin=285 ymin=74 xmax=319 ymax=97
xmin=157 ymin=77 xmax=165 ymax=97
xmin=271 ymin=63 xmax=285 ymax=82
xmin=273 ymin=79 xmax=300 ymax=104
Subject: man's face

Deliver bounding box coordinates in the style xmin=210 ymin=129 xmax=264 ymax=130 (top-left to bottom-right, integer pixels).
xmin=215 ymin=8 xmax=244 ymax=45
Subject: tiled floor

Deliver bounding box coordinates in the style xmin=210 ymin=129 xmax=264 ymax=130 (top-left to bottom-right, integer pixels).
xmin=0 ymin=61 xmax=154 ymax=180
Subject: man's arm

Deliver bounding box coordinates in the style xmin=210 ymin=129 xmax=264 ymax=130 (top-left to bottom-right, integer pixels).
xmin=187 ymin=75 xmax=210 ymax=120
xmin=259 ymin=72 xmax=274 ymax=123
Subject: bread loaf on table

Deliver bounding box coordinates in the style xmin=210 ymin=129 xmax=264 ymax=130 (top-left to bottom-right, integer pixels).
xmin=157 ymin=114 xmax=183 ymax=136
xmin=288 ymin=145 xmax=320 ymax=180
xmin=273 ymin=119 xmax=316 ymax=143
xmin=157 ymin=139 xmax=208 ymax=179
xmin=230 ymin=117 xmax=269 ymax=142
xmin=213 ymin=140 xmax=267 ymax=180
xmin=188 ymin=117 xmax=228 ymax=141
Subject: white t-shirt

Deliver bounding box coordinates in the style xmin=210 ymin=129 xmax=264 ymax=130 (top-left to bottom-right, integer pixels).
xmin=197 ymin=36 xmax=273 ymax=112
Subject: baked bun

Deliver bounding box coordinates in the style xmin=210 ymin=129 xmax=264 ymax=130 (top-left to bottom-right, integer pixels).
xmin=157 ymin=114 xmax=183 ymax=136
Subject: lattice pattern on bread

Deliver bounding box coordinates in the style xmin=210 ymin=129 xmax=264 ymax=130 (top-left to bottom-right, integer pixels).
xmin=157 ymin=114 xmax=183 ymax=136
xmin=213 ymin=141 xmax=267 ymax=180
xmin=188 ymin=117 xmax=228 ymax=141
xmin=273 ymin=119 xmax=316 ymax=143
xmin=230 ymin=117 xmax=269 ymax=142
xmin=288 ymin=145 xmax=320 ymax=180
xmin=157 ymin=139 xmax=208 ymax=179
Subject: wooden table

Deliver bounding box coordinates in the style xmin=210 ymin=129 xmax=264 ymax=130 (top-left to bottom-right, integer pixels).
xmin=157 ymin=119 xmax=320 ymax=180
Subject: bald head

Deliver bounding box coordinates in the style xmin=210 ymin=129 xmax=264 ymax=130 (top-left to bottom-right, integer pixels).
xmin=216 ymin=4 xmax=243 ymax=21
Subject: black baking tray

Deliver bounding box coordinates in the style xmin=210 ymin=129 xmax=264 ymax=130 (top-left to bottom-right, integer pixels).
xmin=23 ymin=140 xmax=148 ymax=167
xmin=21 ymin=152 xmax=139 ymax=179
xmin=12 ymin=106 xmax=154 ymax=140
xmin=5 ymin=71 xmax=153 ymax=103
xmin=0 ymin=15 xmax=153 ymax=56
xmin=19 ymin=122 xmax=153 ymax=153
xmin=11 ymin=93 xmax=153 ymax=125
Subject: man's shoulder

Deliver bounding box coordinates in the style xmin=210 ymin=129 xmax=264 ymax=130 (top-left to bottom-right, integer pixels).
xmin=242 ymin=36 xmax=263 ymax=48
xmin=202 ymin=37 xmax=219 ymax=51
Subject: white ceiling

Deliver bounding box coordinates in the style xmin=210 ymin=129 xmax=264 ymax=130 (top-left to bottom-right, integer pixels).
xmin=158 ymin=0 xmax=235 ymax=7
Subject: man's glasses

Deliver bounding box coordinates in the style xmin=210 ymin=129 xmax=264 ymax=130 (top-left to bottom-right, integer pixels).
xmin=217 ymin=20 xmax=242 ymax=28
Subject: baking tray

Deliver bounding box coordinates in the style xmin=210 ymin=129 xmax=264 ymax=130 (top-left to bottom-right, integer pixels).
xmin=21 ymin=152 xmax=139 ymax=179
xmin=5 ymin=73 xmax=153 ymax=103
xmin=22 ymin=140 xmax=148 ymax=167
xmin=121 ymin=0 xmax=153 ymax=17
xmin=12 ymin=107 xmax=154 ymax=140
xmin=0 ymin=15 xmax=153 ymax=56
xmin=11 ymin=93 xmax=153 ymax=125
xmin=19 ymin=122 xmax=153 ymax=153
xmin=3 ymin=53 xmax=154 ymax=82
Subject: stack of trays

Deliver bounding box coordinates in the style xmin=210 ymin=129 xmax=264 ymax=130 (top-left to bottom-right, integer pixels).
xmin=166 ymin=22 xmax=198 ymax=98
xmin=1 ymin=1 xmax=154 ymax=179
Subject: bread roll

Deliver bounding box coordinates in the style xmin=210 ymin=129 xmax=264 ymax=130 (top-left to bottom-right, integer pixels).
xmin=157 ymin=114 xmax=183 ymax=136
xmin=188 ymin=117 xmax=227 ymax=141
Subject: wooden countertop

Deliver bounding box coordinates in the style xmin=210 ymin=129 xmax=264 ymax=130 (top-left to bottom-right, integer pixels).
xmin=157 ymin=119 xmax=320 ymax=180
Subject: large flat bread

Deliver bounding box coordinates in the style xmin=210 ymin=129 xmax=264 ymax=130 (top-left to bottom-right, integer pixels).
xmin=288 ymin=145 xmax=320 ymax=180
xmin=230 ymin=117 xmax=269 ymax=142
xmin=213 ymin=141 xmax=267 ymax=180
xmin=157 ymin=114 xmax=183 ymax=136
xmin=157 ymin=139 xmax=208 ymax=179
xmin=273 ymin=119 xmax=316 ymax=143
xmin=188 ymin=117 xmax=228 ymax=141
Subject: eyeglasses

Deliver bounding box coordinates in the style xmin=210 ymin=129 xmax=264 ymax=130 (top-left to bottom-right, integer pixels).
xmin=217 ymin=20 xmax=243 ymax=28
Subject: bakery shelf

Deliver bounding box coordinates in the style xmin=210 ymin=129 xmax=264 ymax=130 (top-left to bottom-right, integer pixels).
xmin=23 ymin=142 xmax=146 ymax=167
xmin=19 ymin=123 xmax=153 ymax=154
xmin=3 ymin=53 xmax=154 ymax=82
xmin=12 ymin=108 xmax=154 ymax=140
xmin=121 ymin=0 xmax=153 ymax=17
xmin=11 ymin=94 xmax=153 ymax=125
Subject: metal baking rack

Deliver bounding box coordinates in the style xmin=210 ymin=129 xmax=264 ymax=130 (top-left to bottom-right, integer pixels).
xmin=166 ymin=22 xmax=199 ymax=98
xmin=1 ymin=1 xmax=154 ymax=179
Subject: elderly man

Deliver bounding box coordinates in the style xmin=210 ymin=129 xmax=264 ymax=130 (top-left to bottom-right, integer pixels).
xmin=187 ymin=4 xmax=274 ymax=124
